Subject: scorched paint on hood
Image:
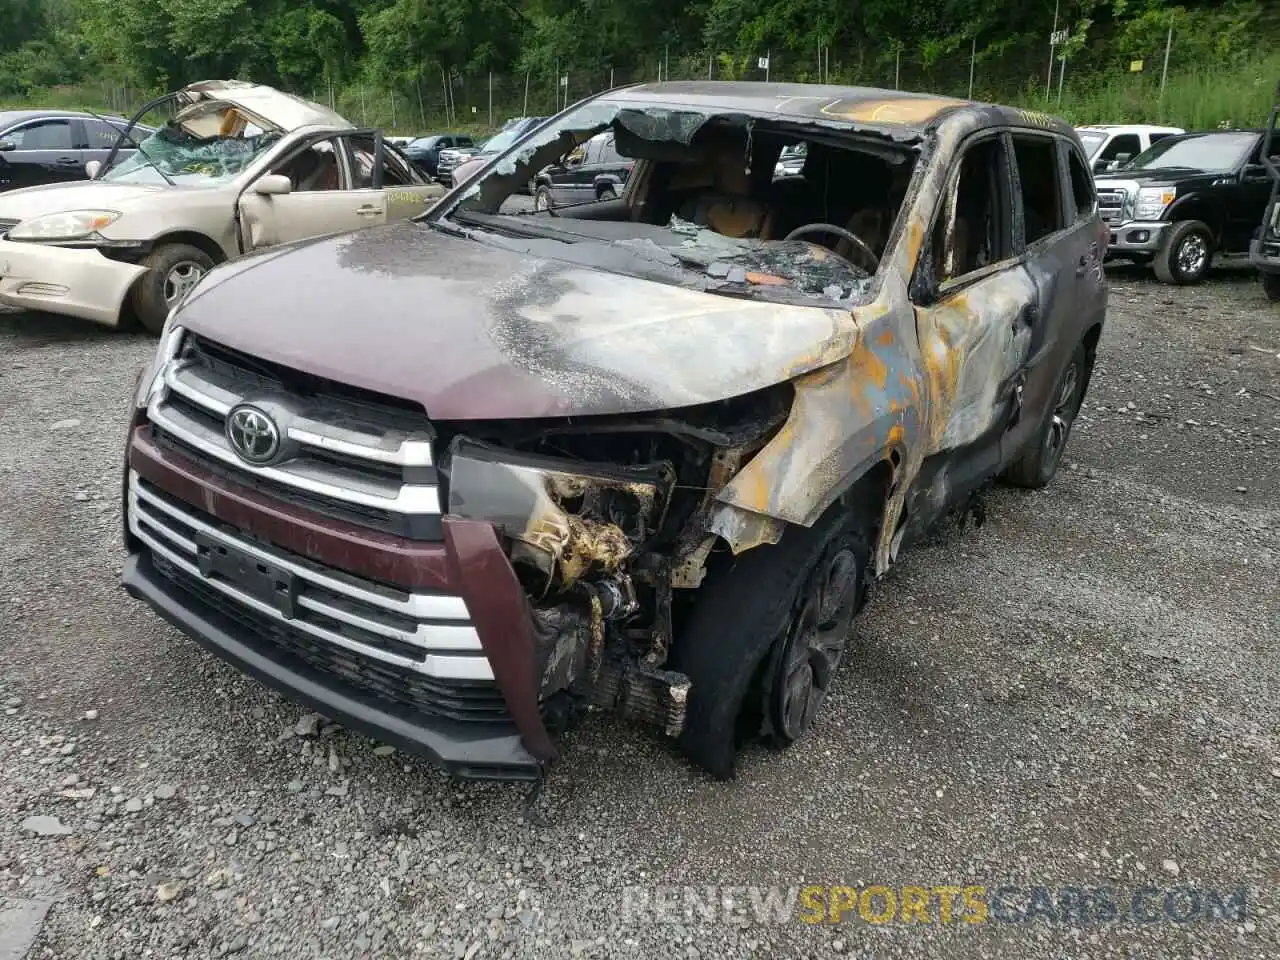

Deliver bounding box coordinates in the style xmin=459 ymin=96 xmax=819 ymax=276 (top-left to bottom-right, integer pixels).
xmin=176 ymin=220 xmax=862 ymax=420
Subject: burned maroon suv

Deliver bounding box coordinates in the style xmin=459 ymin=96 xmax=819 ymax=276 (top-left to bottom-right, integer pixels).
xmin=122 ymin=82 xmax=1106 ymax=781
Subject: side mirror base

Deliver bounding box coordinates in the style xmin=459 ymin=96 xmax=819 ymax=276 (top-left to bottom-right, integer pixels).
xmin=253 ymin=174 xmax=293 ymax=196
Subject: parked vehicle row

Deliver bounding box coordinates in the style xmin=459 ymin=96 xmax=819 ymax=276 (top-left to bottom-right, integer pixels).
xmin=1093 ymin=127 xmax=1276 ymax=285
xmin=1 ymin=110 xmax=154 ymax=192
xmin=0 ymin=81 xmax=442 ymax=331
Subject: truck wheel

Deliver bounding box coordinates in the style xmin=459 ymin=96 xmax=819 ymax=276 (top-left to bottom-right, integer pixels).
xmin=1262 ymin=272 xmax=1280 ymax=303
xmin=596 ymin=183 xmax=617 ymax=201
xmin=533 ymin=184 xmax=553 ymax=212
xmin=131 ymin=243 xmax=214 ymax=334
xmin=1153 ymin=221 xmax=1213 ymax=285
xmin=1002 ymin=341 xmax=1088 ymax=489
xmin=670 ymin=504 xmax=869 ymax=779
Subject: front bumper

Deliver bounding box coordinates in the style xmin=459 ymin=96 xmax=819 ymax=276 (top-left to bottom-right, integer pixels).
xmin=1104 ymin=220 xmax=1171 ymax=255
xmin=122 ymin=425 xmax=555 ymax=781
xmin=0 ymin=237 xmax=145 ymax=326
xmin=123 ymin=552 xmax=540 ymax=780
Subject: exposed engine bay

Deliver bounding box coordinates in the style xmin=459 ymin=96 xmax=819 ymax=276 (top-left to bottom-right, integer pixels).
xmin=437 ymin=383 xmax=792 ymax=735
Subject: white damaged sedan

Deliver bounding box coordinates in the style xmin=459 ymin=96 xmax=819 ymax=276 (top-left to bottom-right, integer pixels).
xmin=0 ymin=80 xmax=442 ymax=332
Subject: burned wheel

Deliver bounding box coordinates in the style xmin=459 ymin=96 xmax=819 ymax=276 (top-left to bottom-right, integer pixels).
xmin=671 ymin=503 xmax=869 ymax=779
xmin=762 ymin=536 xmax=864 ymax=747
xmin=1002 ymin=340 xmax=1088 ymax=489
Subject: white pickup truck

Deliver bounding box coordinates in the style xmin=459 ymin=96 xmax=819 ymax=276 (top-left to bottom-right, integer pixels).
xmin=1076 ymin=124 xmax=1184 ymax=174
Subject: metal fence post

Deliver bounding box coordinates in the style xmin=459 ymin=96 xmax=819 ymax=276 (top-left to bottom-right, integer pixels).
xmin=969 ymin=37 xmax=976 ymax=98
xmin=488 ymin=71 xmax=493 ymax=127
xmin=1159 ymin=18 xmax=1174 ymax=114
xmin=1046 ymin=0 xmax=1060 ymax=99
xmin=523 ymin=71 xmax=529 ymax=116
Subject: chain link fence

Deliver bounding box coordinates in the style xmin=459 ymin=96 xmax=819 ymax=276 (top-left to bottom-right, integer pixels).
xmin=86 ymin=24 xmax=1274 ymax=136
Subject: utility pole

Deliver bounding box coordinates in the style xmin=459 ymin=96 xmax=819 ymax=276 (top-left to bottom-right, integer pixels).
xmin=1046 ymin=0 xmax=1060 ymax=100
xmin=1159 ymin=17 xmax=1174 ymax=113
xmin=766 ymin=49 xmax=771 ymax=82
xmin=1057 ymin=51 xmax=1067 ymax=104
xmin=488 ymin=72 xmax=493 ymax=127
xmin=523 ymin=71 xmax=529 ymax=116
xmin=894 ymin=47 xmax=900 ymax=89
xmin=968 ymin=37 xmax=976 ymax=98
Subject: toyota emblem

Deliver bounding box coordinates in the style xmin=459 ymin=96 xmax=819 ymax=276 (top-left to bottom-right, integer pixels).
xmin=226 ymin=405 xmax=281 ymax=465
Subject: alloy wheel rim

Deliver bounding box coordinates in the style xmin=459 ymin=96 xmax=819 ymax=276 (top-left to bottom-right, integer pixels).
xmin=1045 ymin=361 xmax=1080 ymax=461
xmin=164 ymin=261 xmax=205 ymax=306
xmin=1176 ymin=234 xmax=1207 ymax=276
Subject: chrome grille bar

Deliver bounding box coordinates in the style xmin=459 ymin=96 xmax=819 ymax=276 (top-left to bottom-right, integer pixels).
xmin=147 ymin=332 xmax=441 ymax=521
xmin=128 ymin=472 xmax=491 ymax=681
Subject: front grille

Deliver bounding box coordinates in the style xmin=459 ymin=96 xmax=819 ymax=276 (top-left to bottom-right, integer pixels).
xmin=1097 ymin=189 xmax=1128 ymax=225
xmin=144 ymin=332 xmax=442 ymax=539
xmin=127 ymin=470 xmax=493 ymax=683
xmin=151 ymin=552 xmax=509 ymax=722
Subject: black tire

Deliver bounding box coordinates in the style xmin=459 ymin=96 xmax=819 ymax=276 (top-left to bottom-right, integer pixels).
xmin=1002 ymin=340 xmax=1088 ymax=489
xmin=596 ymin=182 xmax=617 ymax=201
xmin=130 ymin=243 xmax=214 ymax=334
xmin=670 ymin=503 xmax=870 ymax=779
xmin=1153 ymin=220 xmax=1213 ymax=286
xmin=1261 ymin=271 xmax=1280 ymax=303
xmin=533 ymin=184 xmax=553 ymax=213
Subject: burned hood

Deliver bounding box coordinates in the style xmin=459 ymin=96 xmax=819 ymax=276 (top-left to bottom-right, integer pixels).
xmin=176 ymin=220 xmax=860 ymax=420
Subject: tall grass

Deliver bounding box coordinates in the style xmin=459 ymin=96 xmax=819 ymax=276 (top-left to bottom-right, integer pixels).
xmin=4 ymin=48 xmax=1278 ymax=134
xmin=1011 ymin=49 xmax=1280 ymax=129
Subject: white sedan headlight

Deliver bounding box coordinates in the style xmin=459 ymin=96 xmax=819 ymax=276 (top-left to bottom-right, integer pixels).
xmin=1134 ymin=187 xmax=1177 ymax=221
xmin=8 ymin=210 xmax=122 ymax=241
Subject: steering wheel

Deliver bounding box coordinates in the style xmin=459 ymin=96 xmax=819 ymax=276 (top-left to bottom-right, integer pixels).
xmin=783 ymin=222 xmax=880 ymax=272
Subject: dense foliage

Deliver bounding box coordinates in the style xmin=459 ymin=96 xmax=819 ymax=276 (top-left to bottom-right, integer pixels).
xmin=1 ymin=0 xmax=1275 ymax=129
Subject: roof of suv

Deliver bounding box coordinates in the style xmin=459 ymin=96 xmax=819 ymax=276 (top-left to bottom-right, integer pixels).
xmin=605 ymin=81 xmax=1069 ymax=136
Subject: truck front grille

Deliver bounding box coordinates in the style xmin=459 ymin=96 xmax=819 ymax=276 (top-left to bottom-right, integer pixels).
xmin=145 ymin=333 xmax=442 ymax=539
xmin=127 ymin=470 xmax=493 ymax=683
xmin=1096 ymin=188 xmax=1128 ymax=225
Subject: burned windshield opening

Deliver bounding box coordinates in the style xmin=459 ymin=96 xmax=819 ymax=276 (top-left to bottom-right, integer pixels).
xmin=435 ymin=99 xmax=918 ymax=306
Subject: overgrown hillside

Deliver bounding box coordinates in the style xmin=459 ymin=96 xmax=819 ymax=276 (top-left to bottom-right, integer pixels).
xmin=2 ymin=0 xmax=1276 ymax=133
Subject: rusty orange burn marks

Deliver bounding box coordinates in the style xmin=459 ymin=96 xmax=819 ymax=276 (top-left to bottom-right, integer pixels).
xmin=744 ymin=271 xmax=788 ymax=286
xmin=821 ymin=97 xmax=966 ymax=126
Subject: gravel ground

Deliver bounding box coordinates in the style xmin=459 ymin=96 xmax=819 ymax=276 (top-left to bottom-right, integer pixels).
xmin=1 ymin=268 xmax=1278 ymax=959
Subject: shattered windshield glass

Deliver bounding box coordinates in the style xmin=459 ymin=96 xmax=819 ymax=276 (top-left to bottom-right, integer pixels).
xmin=430 ymin=98 xmax=914 ymax=308
xmin=104 ymin=103 xmax=281 ymax=187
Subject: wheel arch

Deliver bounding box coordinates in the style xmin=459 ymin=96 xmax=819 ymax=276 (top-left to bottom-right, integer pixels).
xmin=146 ymin=230 xmax=229 ymax=265
xmin=1164 ymin=199 xmax=1225 ymax=244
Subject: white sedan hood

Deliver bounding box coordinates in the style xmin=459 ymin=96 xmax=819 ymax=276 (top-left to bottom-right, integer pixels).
xmin=0 ymin=181 xmax=172 ymax=223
